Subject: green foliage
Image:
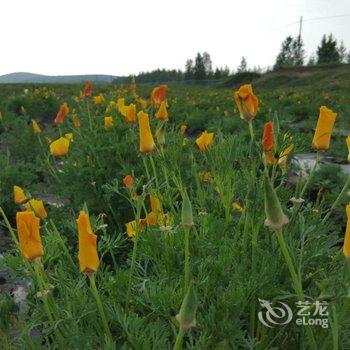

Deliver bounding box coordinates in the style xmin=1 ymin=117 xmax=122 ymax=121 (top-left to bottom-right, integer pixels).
xmin=317 ymin=34 xmax=342 ymax=65
xmin=274 ymin=35 xmax=305 ymax=69
xmin=0 ymin=78 xmax=349 ymax=348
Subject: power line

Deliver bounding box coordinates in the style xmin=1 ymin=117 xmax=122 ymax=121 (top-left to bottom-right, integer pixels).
xmin=279 ymin=13 xmax=350 ymax=29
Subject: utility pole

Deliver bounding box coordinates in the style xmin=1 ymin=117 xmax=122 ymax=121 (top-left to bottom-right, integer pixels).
xmin=298 ymin=16 xmax=303 ymax=39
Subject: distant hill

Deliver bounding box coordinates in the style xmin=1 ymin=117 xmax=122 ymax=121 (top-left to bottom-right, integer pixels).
xmin=0 ymin=72 xmax=123 ymax=84
xmin=223 ymin=64 xmax=350 ymax=89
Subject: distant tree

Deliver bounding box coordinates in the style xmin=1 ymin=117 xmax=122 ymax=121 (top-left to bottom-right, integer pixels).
xmin=194 ymin=53 xmax=206 ymax=80
xmin=347 ymin=51 xmax=350 ymax=64
xmin=292 ymin=35 xmax=305 ymax=66
xmin=213 ymin=67 xmax=221 ymax=79
xmin=202 ymin=52 xmax=213 ymax=77
xmin=307 ymin=54 xmax=316 ymax=66
xmin=274 ymin=35 xmax=305 ymax=69
xmin=185 ymin=59 xmax=194 ymax=80
xmin=237 ymin=57 xmax=248 ymax=72
xmin=317 ymin=34 xmax=340 ymax=64
xmin=338 ymin=41 xmax=347 ymax=63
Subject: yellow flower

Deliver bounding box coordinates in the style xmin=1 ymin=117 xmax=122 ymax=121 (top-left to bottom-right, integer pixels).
xmin=13 ymin=185 xmax=27 ymax=204
xmin=278 ymin=144 xmax=294 ymax=169
xmin=32 ymin=120 xmax=41 ymax=134
xmin=180 ymin=125 xmax=187 ymax=134
xmin=125 ymin=220 xmax=147 ymax=238
xmin=73 ymin=116 xmax=81 ymax=127
xmin=77 ymin=211 xmax=100 ymax=274
xmin=343 ymin=204 xmax=350 ymax=259
xmin=199 ymin=171 xmax=212 ymax=182
xmin=117 ymin=98 xmax=125 ymax=113
xmin=124 ymin=104 xmax=137 ymax=123
xmin=138 ymin=111 xmax=155 ymax=154
xmin=93 ymin=93 xmax=105 ymax=105
xmin=146 ymin=212 xmax=158 ymax=225
xmin=104 ymin=116 xmax=114 ymax=129
xmin=311 ymin=106 xmax=337 ymax=151
xmin=64 ymin=133 xmax=73 ymax=141
xmin=16 ymin=211 xmax=44 ymax=261
xmin=26 ymin=199 xmax=48 ymax=219
xmin=156 ymin=101 xmax=168 ymax=121
xmin=50 ymin=137 xmax=70 ymax=157
xmin=195 ymin=131 xmax=214 ymax=152
xmin=233 ymin=84 xmax=259 ymax=122
xmin=232 ymin=201 xmax=244 ymax=213
xmin=346 ymin=135 xmax=350 ymax=163
xmin=150 ymin=195 xmax=161 ymax=213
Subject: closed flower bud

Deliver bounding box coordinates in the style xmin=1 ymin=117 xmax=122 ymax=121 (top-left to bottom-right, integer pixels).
xmin=264 ymin=176 xmax=289 ymax=230
xmin=104 ymin=116 xmax=114 ymax=129
xmin=83 ymin=81 xmax=93 ymax=98
xmin=233 ymin=84 xmax=258 ymax=122
xmin=138 ymin=111 xmax=155 ymax=154
xmin=13 ymin=185 xmax=27 ymax=205
xmin=50 ymin=137 xmax=70 ymax=157
xmin=54 ymin=102 xmax=69 ymax=124
xmin=155 ymin=124 xmax=166 ymax=146
xmin=16 ymin=211 xmax=44 ymax=261
xmin=312 ymin=106 xmax=336 ymax=151
xmin=77 ymin=211 xmax=100 ymax=274
xmin=26 ymin=199 xmax=48 ymax=219
xmin=195 ymin=131 xmax=214 ymax=152
xmin=346 ymin=135 xmax=350 ymax=163
xmin=181 ymin=190 xmax=194 ymax=229
xmin=32 ymin=120 xmax=41 ymax=134
xmin=151 ymin=85 xmax=167 ymax=107
xmin=175 ymin=282 xmax=198 ymax=329
xmin=156 ymin=101 xmax=168 ymax=121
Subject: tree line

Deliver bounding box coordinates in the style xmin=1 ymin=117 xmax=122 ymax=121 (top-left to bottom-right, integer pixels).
xmin=114 ymin=33 xmax=349 ymax=84
xmin=274 ymin=33 xmax=349 ymax=69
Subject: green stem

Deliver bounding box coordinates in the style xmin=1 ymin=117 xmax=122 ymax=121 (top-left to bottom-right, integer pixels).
xmin=322 ymin=177 xmax=350 ymax=224
xmin=0 ymin=206 xmax=18 ymax=245
xmin=149 ymin=154 xmax=160 ymax=191
xmin=184 ymin=228 xmax=190 ymax=294
xmin=49 ymin=220 xmax=76 ymax=269
xmin=89 ymin=275 xmax=113 ymax=341
xmin=275 ymin=229 xmax=317 ymax=350
xmin=299 ymin=152 xmax=320 ymax=199
xmin=33 ymin=262 xmax=65 ymax=347
xmin=142 ymin=157 xmax=151 ymax=182
xmin=126 ymin=201 xmax=142 ymax=307
xmin=173 ymin=326 xmax=185 ymax=350
xmin=248 ymin=120 xmax=255 ymax=156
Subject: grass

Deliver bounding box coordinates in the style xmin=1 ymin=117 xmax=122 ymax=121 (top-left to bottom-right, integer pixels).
xmin=0 ymin=68 xmax=349 ymax=349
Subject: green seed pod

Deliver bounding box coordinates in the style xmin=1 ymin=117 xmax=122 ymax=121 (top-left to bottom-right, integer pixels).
xmin=264 ymin=176 xmax=289 ymax=230
xmin=155 ymin=123 xmax=166 ymax=146
xmin=175 ymin=282 xmax=198 ymax=329
xmin=181 ymin=190 xmax=194 ymax=229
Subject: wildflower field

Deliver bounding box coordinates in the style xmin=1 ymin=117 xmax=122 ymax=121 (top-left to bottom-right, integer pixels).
xmin=0 ymin=71 xmax=349 ymax=349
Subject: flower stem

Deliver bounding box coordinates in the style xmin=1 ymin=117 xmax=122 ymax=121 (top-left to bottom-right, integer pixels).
xmin=299 ymin=152 xmax=320 ymax=199
xmin=173 ymin=326 xmax=185 ymax=350
xmin=0 ymin=206 xmax=18 ymax=245
xmin=184 ymin=228 xmax=190 ymax=294
xmin=89 ymin=275 xmax=113 ymax=341
xmin=149 ymin=154 xmax=160 ymax=191
xmin=321 ymin=177 xmax=350 ymax=224
xmin=275 ymin=229 xmax=317 ymax=350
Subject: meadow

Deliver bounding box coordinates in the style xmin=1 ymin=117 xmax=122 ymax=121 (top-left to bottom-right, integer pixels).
xmin=0 ymin=67 xmax=349 ymax=349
